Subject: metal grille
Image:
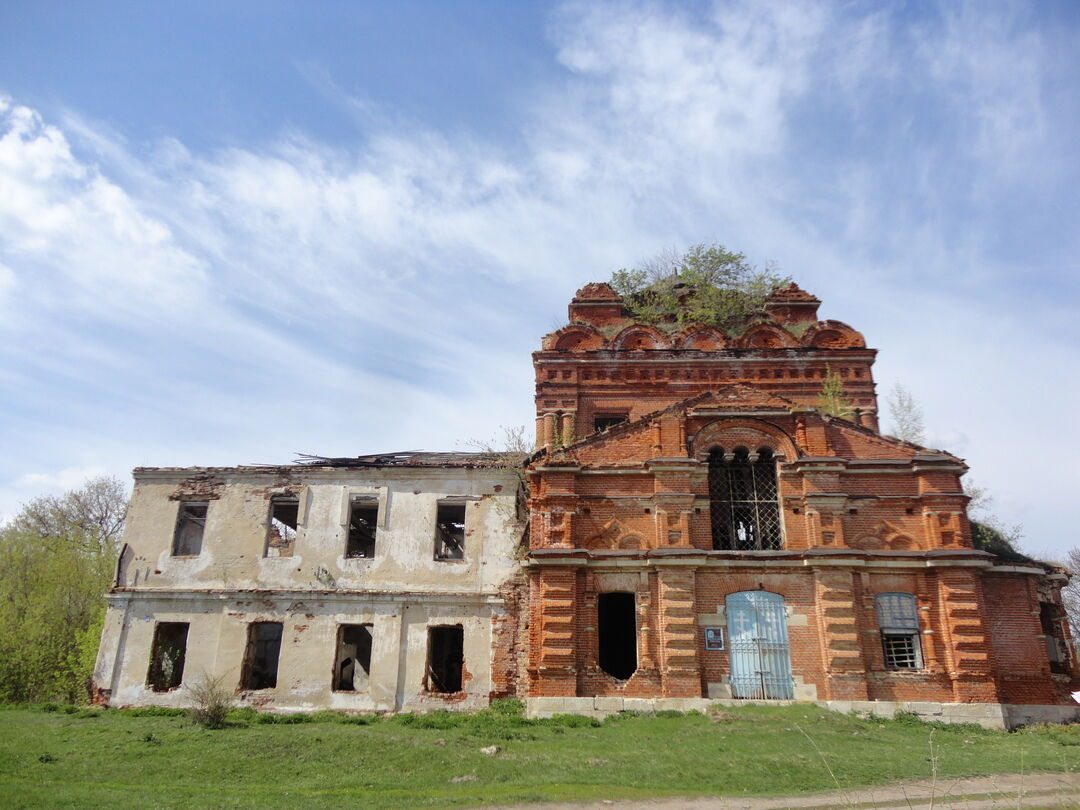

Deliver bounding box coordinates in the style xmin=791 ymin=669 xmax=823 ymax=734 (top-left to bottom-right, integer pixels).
xmin=881 ymin=633 xmax=922 ymax=669
xmin=876 ymin=593 xmax=922 ymax=669
xmin=726 ymin=591 xmax=794 ymax=700
xmin=708 ymin=447 xmax=783 ymax=550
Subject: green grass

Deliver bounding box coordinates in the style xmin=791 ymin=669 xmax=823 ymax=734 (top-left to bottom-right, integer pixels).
xmin=1 ymin=701 xmax=1077 ymax=808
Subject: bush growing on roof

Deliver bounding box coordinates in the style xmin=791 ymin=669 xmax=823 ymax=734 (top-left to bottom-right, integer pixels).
xmin=608 ymin=242 xmax=789 ymax=333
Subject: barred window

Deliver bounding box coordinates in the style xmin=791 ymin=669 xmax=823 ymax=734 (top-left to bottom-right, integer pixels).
xmin=708 ymin=446 xmax=782 ymax=550
xmin=876 ymin=592 xmax=923 ymax=669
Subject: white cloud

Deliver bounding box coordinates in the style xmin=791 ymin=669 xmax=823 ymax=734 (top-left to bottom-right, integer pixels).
xmin=13 ymin=466 xmax=108 ymax=492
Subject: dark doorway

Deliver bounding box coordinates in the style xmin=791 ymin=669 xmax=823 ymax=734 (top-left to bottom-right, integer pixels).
xmin=334 ymin=624 xmax=373 ymax=691
xmin=597 ymin=592 xmax=637 ymax=679
xmin=146 ymin=622 xmax=188 ymax=691
xmin=242 ymin=622 xmax=283 ymax=690
xmin=426 ymin=625 xmax=464 ymax=693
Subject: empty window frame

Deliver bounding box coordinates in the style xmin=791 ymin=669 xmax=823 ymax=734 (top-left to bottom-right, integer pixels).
xmin=266 ymin=496 xmax=298 ymax=557
xmin=597 ymin=592 xmax=637 ymax=680
xmin=1040 ymin=603 xmax=1069 ymax=674
xmin=426 ymin=625 xmax=464 ymax=693
xmin=708 ymin=446 xmax=783 ymax=550
xmin=146 ymin=622 xmax=189 ymax=692
xmin=593 ymin=413 xmax=628 ymax=433
xmin=876 ymin=593 xmax=923 ymax=669
xmin=434 ymin=503 xmax=466 ymax=561
xmin=333 ymin=624 xmax=373 ymax=691
xmin=172 ymin=501 xmax=208 ymax=556
xmin=242 ymin=622 xmax=283 ymax=690
xmin=346 ymin=499 xmax=378 ymax=559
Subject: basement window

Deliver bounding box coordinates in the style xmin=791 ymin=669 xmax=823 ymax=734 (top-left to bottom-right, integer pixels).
xmin=334 ymin=624 xmax=373 ymax=691
xmin=434 ymin=503 xmax=466 ymax=561
xmin=266 ymin=497 xmax=298 ymax=557
xmin=242 ymin=622 xmax=283 ymax=690
xmin=146 ymin=622 xmax=189 ymax=692
xmin=172 ymin=502 xmax=207 ymax=556
xmin=594 ymin=413 xmax=628 ymax=432
xmin=426 ymin=625 xmax=464 ymax=693
xmin=597 ymin=592 xmax=637 ymax=680
xmin=346 ymin=499 xmax=378 ymax=559
xmin=876 ymin=593 xmax=923 ymax=669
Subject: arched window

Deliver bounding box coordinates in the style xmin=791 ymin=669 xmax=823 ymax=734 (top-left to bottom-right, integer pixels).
xmin=875 ymin=593 xmax=923 ymax=669
xmin=708 ymin=446 xmax=782 ymax=550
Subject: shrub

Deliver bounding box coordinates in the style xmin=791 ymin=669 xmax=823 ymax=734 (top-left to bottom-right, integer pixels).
xmin=186 ymin=672 xmax=235 ymax=730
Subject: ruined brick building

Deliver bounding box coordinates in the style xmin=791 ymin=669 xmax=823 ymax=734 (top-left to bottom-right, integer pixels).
xmin=94 ymin=282 xmax=1080 ymax=727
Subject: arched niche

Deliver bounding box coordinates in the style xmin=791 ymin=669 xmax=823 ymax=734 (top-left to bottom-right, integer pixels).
xmin=739 ymin=325 xmax=797 ymax=349
xmin=689 ymin=418 xmax=800 ymax=462
xmin=611 ymin=325 xmax=669 ymax=351
xmin=675 ymin=327 xmax=727 ymax=350
xmin=802 ymin=320 xmax=866 ymax=349
xmin=548 ymin=325 xmax=604 ymax=351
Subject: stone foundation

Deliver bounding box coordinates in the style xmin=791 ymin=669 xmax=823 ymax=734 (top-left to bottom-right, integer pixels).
xmin=525 ymin=696 xmax=1080 ymax=730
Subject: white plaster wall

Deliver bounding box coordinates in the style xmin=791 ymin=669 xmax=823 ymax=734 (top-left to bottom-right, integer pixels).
xmin=95 ymin=464 xmax=524 ymax=711
xmin=98 ymin=592 xmax=505 ymax=712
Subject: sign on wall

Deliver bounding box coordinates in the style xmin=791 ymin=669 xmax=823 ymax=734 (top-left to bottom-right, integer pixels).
xmin=704 ymin=627 xmax=725 ymax=651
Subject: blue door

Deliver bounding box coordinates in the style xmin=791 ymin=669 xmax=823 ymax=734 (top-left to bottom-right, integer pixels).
xmin=726 ymin=591 xmax=794 ymax=700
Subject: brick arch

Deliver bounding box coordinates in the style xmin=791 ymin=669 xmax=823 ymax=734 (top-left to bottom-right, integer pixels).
xmin=689 ymin=418 xmax=799 ymax=461
xmin=546 ymin=325 xmax=604 ymax=351
xmin=674 ymin=327 xmax=728 ymax=350
xmin=802 ymin=320 xmax=866 ymax=349
xmin=610 ymin=325 xmax=670 ymax=351
xmin=737 ymin=324 xmax=798 ymax=349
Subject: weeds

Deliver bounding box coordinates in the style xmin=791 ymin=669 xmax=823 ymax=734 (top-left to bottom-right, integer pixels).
xmin=186 ymin=672 xmax=234 ymax=730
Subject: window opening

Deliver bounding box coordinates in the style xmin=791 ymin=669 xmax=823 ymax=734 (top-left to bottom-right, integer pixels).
xmin=146 ymin=622 xmax=189 ymax=692
xmin=708 ymin=446 xmax=782 ymax=550
xmin=434 ymin=503 xmax=466 ymax=561
xmin=426 ymin=625 xmax=464 ymax=693
xmin=876 ymin=593 xmax=923 ymax=669
xmin=346 ymin=499 xmax=378 ymax=559
xmin=242 ymin=622 xmax=283 ymax=689
xmin=172 ymin=501 xmax=207 ymax=556
xmin=266 ymin=497 xmax=298 ymax=557
xmin=1040 ymin=603 xmax=1069 ymax=674
xmin=597 ymin=592 xmax=637 ymax=680
xmin=334 ymin=624 xmax=373 ymax=691
xmin=594 ymin=413 xmax=628 ymax=432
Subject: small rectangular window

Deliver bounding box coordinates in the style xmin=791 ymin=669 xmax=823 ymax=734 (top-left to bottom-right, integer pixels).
xmin=172 ymin=502 xmax=207 ymax=556
xmin=146 ymin=622 xmax=189 ymax=692
xmin=594 ymin=413 xmax=628 ymax=432
xmin=346 ymin=500 xmax=378 ymax=559
xmin=242 ymin=622 xmax=283 ymax=690
xmin=876 ymin=593 xmax=923 ymax=669
xmin=266 ymin=497 xmax=298 ymax=557
xmin=426 ymin=625 xmax=463 ymax=693
xmin=434 ymin=503 xmax=466 ymax=561
xmin=334 ymin=624 xmax=373 ymax=691
xmin=1040 ymin=603 xmax=1069 ymax=674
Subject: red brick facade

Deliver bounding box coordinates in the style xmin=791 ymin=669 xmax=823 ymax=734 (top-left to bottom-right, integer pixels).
xmin=523 ymin=282 xmax=1079 ymax=706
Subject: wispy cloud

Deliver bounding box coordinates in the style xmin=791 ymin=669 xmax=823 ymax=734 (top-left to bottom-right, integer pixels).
xmin=0 ymin=1 xmax=1077 ymax=553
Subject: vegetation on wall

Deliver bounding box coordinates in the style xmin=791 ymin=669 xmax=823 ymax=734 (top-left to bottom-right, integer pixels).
xmin=608 ymin=242 xmax=789 ymax=333
xmin=816 ymin=365 xmax=854 ymax=418
xmin=0 ymin=476 xmax=128 ymax=703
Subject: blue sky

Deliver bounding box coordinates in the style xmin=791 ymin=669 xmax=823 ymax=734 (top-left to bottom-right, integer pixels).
xmin=1 ymin=1 xmax=1078 ymax=557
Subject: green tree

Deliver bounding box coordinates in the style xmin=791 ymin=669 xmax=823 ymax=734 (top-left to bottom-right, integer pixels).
xmin=609 ymin=242 xmax=789 ymax=333
xmin=0 ymin=475 xmax=128 ymax=702
xmin=817 ymin=365 xmax=853 ymax=418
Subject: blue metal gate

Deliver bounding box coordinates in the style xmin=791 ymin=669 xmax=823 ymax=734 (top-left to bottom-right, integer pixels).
xmin=725 ymin=591 xmax=794 ymax=700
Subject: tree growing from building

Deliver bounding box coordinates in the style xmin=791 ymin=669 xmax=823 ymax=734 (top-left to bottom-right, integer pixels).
xmin=886 ymin=382 xmax=926 ymax=445
xmin=608 ymin=242 xmax=789 ymax=333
